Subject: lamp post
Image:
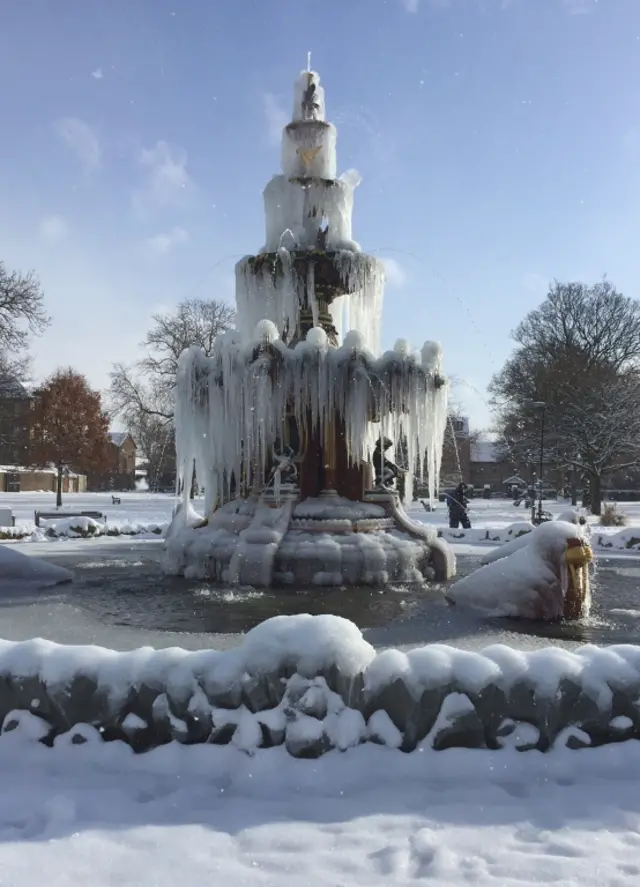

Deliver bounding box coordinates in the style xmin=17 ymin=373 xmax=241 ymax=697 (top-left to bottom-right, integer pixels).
xmin=530 ymin=402 xmax=546 ymax=524
xmin=56 ymin=459 xmax=70 ymax=508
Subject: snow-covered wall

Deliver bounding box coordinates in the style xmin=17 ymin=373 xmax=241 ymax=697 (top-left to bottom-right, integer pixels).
xmin=2 ymin=615 xmax=640 ymax=755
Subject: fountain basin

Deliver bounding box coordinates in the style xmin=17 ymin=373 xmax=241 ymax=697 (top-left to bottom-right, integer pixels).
xmin=163 ymin=492 xmax=455 ymax=587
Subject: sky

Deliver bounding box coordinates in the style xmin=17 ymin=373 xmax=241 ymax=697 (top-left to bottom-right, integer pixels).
xmin=1 ymin=0 xmax=639 ymax=431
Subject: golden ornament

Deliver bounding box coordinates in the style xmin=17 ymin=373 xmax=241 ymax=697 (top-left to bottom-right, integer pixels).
xmin=297 ymin=146 xmax=321 ymax=167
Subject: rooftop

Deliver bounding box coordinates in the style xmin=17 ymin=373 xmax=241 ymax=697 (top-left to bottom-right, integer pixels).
xmin=0 ymin=377 xmax=29 ymax=399
xmin=108 ymin=431 xmax=131 ymax=447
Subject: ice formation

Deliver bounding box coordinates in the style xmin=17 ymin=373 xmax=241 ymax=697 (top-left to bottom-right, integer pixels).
xmin=174 ymin=327 xmax=447 ymax=514
xmin=167 ymin=64 xmax=453 ymax=587
xmin=447 ymin=521 xmax=593 ymax=621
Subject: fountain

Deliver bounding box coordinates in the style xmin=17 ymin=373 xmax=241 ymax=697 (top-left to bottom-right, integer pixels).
xmin=163 ymin=65 xmax=455 ymax=587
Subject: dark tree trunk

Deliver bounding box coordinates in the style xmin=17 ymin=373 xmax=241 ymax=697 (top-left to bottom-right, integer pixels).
xmin=590 ymin=474 xmax=603 ymax=516
xmin=56 ymin=463 xmax=63 ymax=508
xmin=570 ymin=464 xmax=577 ymax=506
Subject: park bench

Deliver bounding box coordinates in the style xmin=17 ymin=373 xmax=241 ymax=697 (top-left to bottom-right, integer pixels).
xmin=111 ymin=495 xmax=121 ymax=505
xmin=34 ymin=510 xmax=105 ymax=528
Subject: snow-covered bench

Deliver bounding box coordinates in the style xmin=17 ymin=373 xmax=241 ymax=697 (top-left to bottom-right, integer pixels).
xmin=34 ymin=510 xmax=105 ymax=528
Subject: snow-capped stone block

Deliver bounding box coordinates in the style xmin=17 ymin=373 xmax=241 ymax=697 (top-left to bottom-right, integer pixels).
xmin=1 ymin=709 xmax=52 ymax=743
xmin=366 ymin=710 xmax=403 ymax=748
xmin=285 ymin=713 xmax=329 ymax=759
xmin=554 ymin=726 xmax=593 ymax=750
xmin=53 ymin=723 xmax=103 ymax=747
xmin=425 ymin=693 xmax=486 ymax=752
xmin=496 ymin=719 xmax=541 ymax=752
xmin=256 ymin=707 xmax=287 ymax=747
xmin=231 ymin=710 xmax=264 ymax=755
xmin=151 ymin=693 xmax=189 ymax=744
xmin=324 ymin=707 xmax=366 ymax=751
xmin=2 ymin=619 xmax=640 ymax=753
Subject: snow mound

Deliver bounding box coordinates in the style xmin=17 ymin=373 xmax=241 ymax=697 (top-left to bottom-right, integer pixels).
xmin=0 ymin=613 xmax=375 ymax=692
xmin=481 ymin=513 xmax=590 ymax=566
xmin=0 ymin=544 xmax=73 ymax=588
xmin=592 ymin=527 xmax=640 ymax=551
xmin=446 ymin=521 xmax=590 ymax=620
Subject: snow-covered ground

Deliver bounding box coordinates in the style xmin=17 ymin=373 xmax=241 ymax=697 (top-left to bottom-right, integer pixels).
xmin=2 ymin=490 xmax=639 ymax=537
xmin=0 ymin=491 xmax=177 ymax=529
xmin=2 ymin=737 xmax=640 ymax=886
xmin=1 ymin=491 xmax=640 ymax=558
xmin=0 ymin=495 xmax=638 ymax=885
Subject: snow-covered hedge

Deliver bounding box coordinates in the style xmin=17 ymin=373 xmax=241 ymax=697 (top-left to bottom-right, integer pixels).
xmin=2 ymin=615 xmax=640 ymax=754
xmin=440 ymin=521 xmax=640 ymax=551
xmin=439 ymin=522 xmax=534 ymax=544
xmin=0 ymin=516 xmax=168 ymax=542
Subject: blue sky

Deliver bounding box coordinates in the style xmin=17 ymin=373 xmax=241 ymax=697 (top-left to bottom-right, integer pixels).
xmin=1 ymin=0 xmax=638 ymax=430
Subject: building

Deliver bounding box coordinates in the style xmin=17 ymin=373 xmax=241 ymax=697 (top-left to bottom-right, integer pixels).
xmin=0 ymin=466 xmax=86 ymax=494
xmin=469 ymin=439 xmax=504 ymax=490
xmin=0 ymin=377 xmax=32 ymax=469
xmin=87 ymin=431 xmax=137 ymax=491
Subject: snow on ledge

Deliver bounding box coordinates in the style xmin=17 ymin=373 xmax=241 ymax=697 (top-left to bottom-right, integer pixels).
xmin=0 ymin=615 xmax=639 ymax=703
xmin=0 ymin=614 xmax=375 ymax=692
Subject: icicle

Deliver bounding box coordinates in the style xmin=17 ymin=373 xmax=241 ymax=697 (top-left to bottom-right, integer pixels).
xmin=307 ymin=263 xmax=319 ymax=327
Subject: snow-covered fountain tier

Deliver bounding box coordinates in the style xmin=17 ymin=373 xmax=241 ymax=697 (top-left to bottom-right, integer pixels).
xmin=164 ymin=66 xmax=455 ymax=587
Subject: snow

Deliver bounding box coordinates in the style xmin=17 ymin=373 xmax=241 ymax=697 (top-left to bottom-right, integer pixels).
xmin=4 ymin=491 xmax=640 ymax=564
xmin=0 ymin=544 xmax=72 ymax=589
xmin=0 ymin=614 xmax=374 ymax=696
xmin=446 ymin=521 xmax=590 ymax=621
xmin=367 ymin=709 xmax=403 ymax=747
xmin=3 ymin=610 xmax=640 ymax=713
xmin=480 ymin=511 xmax=588 ymax=565
xmin=2 ymin=739 xmax=640 ymax=885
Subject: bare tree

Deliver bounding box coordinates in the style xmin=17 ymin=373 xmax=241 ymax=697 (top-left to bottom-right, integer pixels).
xmin=0 ymin=262 xmax=49 ymax=379
xmin=491 ymin=280 xmax=640 ymax=514
xmin=508 ymin=278 xmax=640 ymax=372
xmin=110 ymin=298 xmax=235 ymax=486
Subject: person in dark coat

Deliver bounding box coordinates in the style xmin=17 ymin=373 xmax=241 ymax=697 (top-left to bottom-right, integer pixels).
xmin=447 ymin=482 xmax=471 ymax=529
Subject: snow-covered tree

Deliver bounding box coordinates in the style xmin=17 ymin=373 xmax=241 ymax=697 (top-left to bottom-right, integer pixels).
xmin=491 ymin=280 xmax=640 ymax=515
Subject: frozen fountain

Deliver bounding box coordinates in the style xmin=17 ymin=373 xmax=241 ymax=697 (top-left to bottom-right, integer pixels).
xmin=163 ymin=65 xmax=455 ymax=587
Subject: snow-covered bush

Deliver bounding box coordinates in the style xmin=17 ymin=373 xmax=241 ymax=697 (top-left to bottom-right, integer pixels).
xmin=599 ymin=504 xmax=629 ymax=527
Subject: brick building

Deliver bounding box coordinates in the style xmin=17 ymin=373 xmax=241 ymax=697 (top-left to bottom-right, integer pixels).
xmin=87 ymin=432 xmax=137 ymax=491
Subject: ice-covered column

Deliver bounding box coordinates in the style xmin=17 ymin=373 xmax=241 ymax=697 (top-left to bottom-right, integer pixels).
xmin=281 ymin=70 xmax=337 ymax=180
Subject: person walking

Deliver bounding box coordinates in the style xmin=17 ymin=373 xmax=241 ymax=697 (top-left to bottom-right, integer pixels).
xmin=447 ymin=482 xmax=471 ymax=529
